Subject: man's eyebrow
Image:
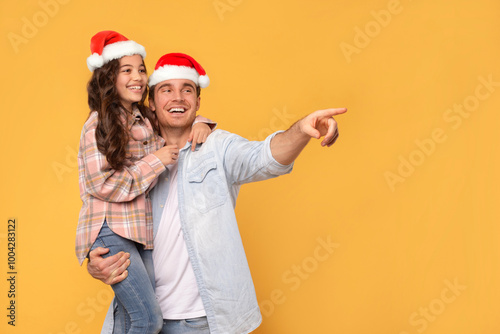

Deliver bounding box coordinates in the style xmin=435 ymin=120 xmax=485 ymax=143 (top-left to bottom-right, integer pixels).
xmin=182 ymin=83 xmax=196 ymax=90
xmin=157 ymin=83 xmax=172 ymax=90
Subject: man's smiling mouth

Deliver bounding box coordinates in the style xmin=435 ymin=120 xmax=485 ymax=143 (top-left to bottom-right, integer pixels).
xmin=168 ymin=107 xmax=186 ymax=113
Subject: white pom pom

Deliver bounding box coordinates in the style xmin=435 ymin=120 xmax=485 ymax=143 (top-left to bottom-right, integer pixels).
xmin=198 ymin=75 xmax=210 ymax=88
xmin=87 ymin=53 xmax=104 ymax=71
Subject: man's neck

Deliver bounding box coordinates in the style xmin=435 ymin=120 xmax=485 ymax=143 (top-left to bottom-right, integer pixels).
xmin=160 ymin=126 xmax=190 ymax=149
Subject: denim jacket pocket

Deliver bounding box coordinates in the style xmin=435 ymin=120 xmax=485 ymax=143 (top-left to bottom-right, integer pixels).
xmin=186 ymin=155 xmax=227 ymax=213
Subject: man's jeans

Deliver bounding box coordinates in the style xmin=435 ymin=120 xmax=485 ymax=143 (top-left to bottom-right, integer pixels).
xmin=161 ymin=317 xmax=210 ymax=334
xmin=91 ymin=221 xmax=162 ymax=334
xmin=113 ymin=309 xmax=210 ymax=334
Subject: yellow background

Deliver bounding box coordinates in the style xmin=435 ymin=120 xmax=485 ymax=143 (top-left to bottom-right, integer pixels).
xmin=1 ymin=0 xmax=499 ymax=333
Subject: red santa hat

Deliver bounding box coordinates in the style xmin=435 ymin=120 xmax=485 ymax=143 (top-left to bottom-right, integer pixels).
xmin=86 ymin=30 xmax=146 ymax=71
xmin=148 ymin=53 xmax=209 ymax=88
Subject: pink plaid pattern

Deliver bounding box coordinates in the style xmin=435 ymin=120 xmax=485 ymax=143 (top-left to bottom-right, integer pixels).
xmin=75 ymin=109 xmax=165 ymax=264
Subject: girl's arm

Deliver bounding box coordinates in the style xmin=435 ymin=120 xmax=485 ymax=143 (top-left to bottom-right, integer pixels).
xmin=80 ymin=122 xmax=166 ymax=203
xmin=188 ymin=115 xmax=217 ymax=151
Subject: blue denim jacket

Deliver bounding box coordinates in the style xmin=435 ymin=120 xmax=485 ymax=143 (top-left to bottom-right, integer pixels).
xmin=101 ymin=129 xmax=293 ymax=334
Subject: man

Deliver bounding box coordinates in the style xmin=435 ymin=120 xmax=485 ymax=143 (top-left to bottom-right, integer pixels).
xmin=88 ymin=52 xmax=346 ymax=333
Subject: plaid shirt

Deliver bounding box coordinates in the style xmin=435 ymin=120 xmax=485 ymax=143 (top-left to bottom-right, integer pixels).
xmin=75 ymin=108 xmax=166 ymax=264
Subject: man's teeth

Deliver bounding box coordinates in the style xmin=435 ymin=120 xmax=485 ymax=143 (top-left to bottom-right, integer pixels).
xmin=168 ymin=108 xmax=185 ymax=113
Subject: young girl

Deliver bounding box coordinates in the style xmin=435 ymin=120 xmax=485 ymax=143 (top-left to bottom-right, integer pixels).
xmin=75 ymin=31 xmax=214 ymax=334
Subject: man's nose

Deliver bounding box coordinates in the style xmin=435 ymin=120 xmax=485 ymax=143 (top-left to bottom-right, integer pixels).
xmin=172 ymin=90 xmax=184 ymax=101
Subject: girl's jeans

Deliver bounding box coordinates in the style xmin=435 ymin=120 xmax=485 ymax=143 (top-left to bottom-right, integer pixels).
xmin=91 ymin=221 xmax=162 ymax=334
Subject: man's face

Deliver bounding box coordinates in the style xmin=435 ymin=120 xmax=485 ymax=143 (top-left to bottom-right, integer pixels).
xmin=150 ymin=79 xmax=200 ymax=131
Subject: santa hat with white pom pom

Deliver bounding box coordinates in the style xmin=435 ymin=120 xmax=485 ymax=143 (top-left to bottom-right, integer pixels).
xmin=148 ymin=53 xmax=209 ymax=88
xmin=86 ymin=30 xmax=146 ymax=72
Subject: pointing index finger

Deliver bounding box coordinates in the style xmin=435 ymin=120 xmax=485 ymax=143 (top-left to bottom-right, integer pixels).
xmin=319 ymin=108 xmax=347 ymax=117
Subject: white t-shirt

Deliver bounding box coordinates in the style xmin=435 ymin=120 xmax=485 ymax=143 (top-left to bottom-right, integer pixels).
xmin=152 ymin=163 xmax=206 ymax=319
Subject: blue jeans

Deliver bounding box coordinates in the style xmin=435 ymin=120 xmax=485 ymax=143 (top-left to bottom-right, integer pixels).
xmin=91 ymin=221 xmax=163 ymax=334
xmin=161 ymin=317 xmax=210 ymax=334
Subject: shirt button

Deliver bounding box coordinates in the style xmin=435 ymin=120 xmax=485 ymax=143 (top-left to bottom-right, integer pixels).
xmin=160 ymin=205 xmax=164 ymax=208
xmin=143 ymin=141 xmax=148 ymax=145
xmin=165 ymin=178 xmax=169 ymax=181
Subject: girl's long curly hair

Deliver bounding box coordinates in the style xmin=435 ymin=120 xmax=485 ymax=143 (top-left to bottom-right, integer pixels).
xmin=87 ymin=58 xmax=155 ymax=170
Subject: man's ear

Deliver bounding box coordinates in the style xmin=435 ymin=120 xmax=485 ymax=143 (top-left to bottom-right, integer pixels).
xmin=149 ymin=100 xmax=155 ymax=111
xmin=196 ymin=96 xmax=201 ymax=111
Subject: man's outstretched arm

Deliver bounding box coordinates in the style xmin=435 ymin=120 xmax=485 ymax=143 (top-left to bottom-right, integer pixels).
xmin=270 ymin=108 xmax=347 ymax=165
xmin=87 ymin=247 xmax=130 ymax=285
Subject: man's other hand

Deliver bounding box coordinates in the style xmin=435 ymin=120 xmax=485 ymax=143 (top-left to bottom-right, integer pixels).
xmin=87 ymin=247 xmax=130 ymax=285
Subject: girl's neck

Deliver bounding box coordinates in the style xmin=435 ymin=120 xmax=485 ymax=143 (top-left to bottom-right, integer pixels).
xmin=122 ymin=102 xmax=134 ymax=114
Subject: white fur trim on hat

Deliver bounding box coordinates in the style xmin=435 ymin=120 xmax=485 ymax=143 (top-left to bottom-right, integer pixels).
xmin=102 ymin=40 xmax=146 ymax=63
xmin=148 ymin=65 xmax=202 ymax=87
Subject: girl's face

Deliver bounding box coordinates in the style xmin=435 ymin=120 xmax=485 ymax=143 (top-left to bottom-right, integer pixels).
xmin=115 ymin=54 xmax=147 ymax=112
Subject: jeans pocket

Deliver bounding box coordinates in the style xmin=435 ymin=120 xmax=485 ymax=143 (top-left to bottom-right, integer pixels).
xmin=90 ymin=235 xmax=106 ymax=251
xmin=183 ymin=316 xmax=209 ymax=329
